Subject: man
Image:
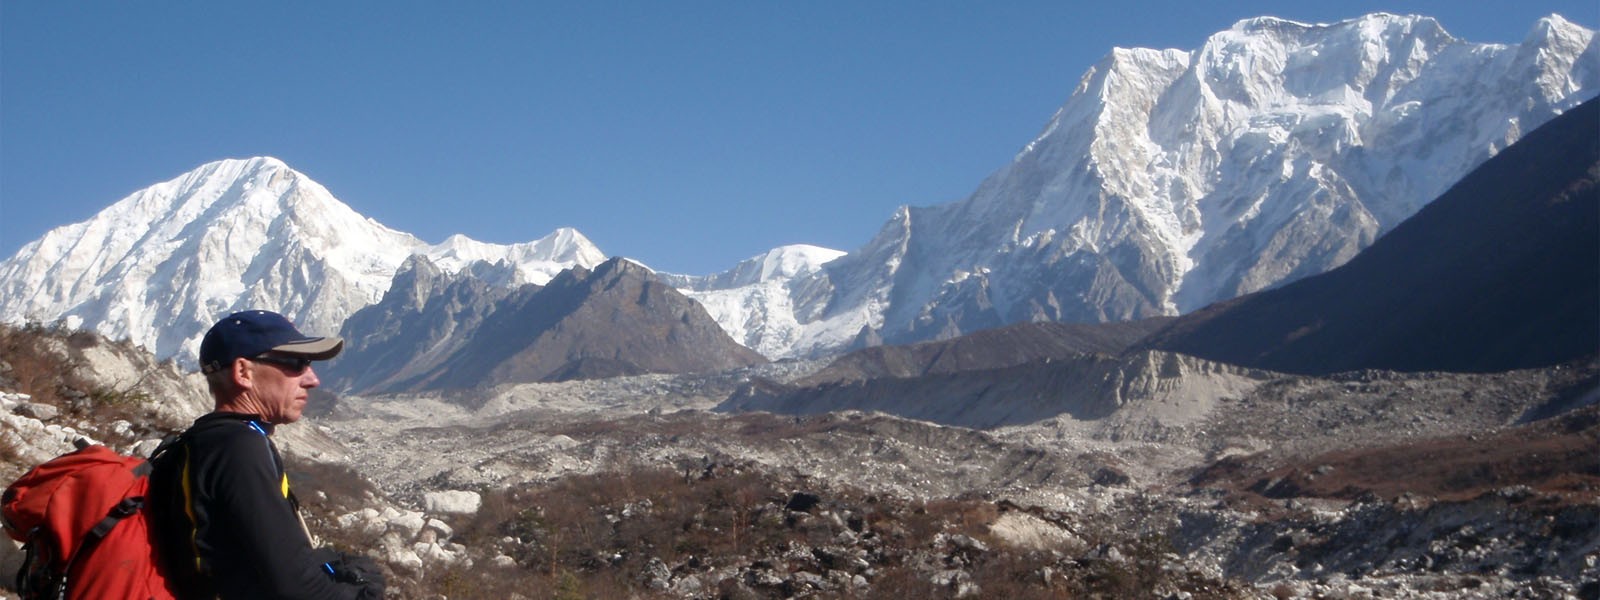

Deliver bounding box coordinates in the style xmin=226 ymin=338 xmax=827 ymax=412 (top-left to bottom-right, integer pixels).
xmin=148 ymin=310 xmax=384 ymax=599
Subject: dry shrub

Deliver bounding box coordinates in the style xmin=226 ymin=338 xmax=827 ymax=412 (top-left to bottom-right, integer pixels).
xmin=0 ymin=322 xmax=80 ymax=404
xmin=862 ymin=565 xmax=945 ymax=599
xmin=286 ymin=457 xmax=385 ymax=554
xmin=287 ymin=457 xmax=379 ymax=513
xmin=405 ymin=462 xmax=1252 ymax=599
xmin=448 ymin=467 xmax=822 ymax=596
xmin=0 ymin=322 xmax=158 ymax=428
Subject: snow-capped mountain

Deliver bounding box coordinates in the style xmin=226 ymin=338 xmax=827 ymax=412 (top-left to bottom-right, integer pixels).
xmin=0 ymin=157 xmax=606 ymax=365
xmin=1 ymin=14 xmax=1594 ymax=368
xmin=657 ymin=245 xmax=845 ymax=358
xmin=1139 ymin=95 xmax=1599 ymax=375
xmin=685 ymin=13 xmax=1599 ymax=358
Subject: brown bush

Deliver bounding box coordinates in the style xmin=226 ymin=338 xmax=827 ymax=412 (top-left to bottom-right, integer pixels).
xmin=0 ymin=322 xmax=161 ymax=429
xmin=287 ymin=457 xmax=379 ymax=513
xmin=0 ymin=321 xmax=80 ymax=405
xmin=432 ymin=464 xmax=1256 ymax=599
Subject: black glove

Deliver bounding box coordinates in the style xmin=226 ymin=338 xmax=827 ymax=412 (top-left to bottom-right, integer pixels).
xmin=320 ymin=549 xmax=387 ymax=599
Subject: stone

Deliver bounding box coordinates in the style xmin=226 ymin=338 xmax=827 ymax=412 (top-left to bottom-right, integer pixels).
xmin=386 ymin=548 xmax=423 ymax=574
xmin=943 ymin=533 xmax=989 ymax=554
xmin=390 ymin=510 xmax=426 ymax=540
xmin=13 ymin=402 xmax=58 ymax=421
xmin=424 ymin=490 xmax=482 ymax=515
xmin=424 ymin=518 xmax=453 ymax=540
xmin=413 ymin=541 xmax=458 ymax=564
xmin=643 ymin=557 xmax=671 ymax=590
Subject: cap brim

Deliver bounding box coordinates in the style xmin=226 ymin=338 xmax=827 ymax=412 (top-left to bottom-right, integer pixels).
xmin=270 ymin=337 xmax=344 ymax=361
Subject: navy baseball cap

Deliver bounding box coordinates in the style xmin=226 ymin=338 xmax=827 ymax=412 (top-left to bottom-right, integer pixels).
xmin=199 ymin=310 xmax=343 ymax=374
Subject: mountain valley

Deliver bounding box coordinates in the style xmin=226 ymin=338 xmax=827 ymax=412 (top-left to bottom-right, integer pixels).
xmin=0 ymin=10 xmax=1596 ymax=600
xmin=2 ymin=321 xmax=1593 ymax=598
xmin=2 ymin=14 xmax=1595 ymax=367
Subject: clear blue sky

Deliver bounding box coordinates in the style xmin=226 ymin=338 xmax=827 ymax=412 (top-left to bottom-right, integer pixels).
xmin=3 ymin=2 xmax=1594 ymax=275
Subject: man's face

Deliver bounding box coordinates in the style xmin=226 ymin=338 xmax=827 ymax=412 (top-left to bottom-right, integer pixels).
xmin=247 ymin=354 xmax=319 ymax=424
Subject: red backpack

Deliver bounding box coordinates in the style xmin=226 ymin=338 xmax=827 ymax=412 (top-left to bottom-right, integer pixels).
xmin=2 ymin=439 xmax=175 ymax=600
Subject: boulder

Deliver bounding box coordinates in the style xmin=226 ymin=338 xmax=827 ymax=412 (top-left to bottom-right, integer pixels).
xmin=424 ymin=490 xmax=482 ymax=515
xmin=389 ymin=510 xmax=426 ymax=540
xmin=13 ymin=402 xmax=58 ymax=421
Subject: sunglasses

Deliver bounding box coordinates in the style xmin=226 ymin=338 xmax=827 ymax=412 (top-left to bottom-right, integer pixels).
xmin=248 ymin=355 xmax=313 ymax=375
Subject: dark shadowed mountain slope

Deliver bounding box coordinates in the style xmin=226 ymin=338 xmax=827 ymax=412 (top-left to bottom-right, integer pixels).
xmin=323 ymin=256 xmax=519 ymax=394
xmin=1137 ymin=96 xmax=1600 ymax=375
xmin=334 ymin=257 xmax=767 ymax=394
xmin=796 ymin=318 xmax=1172 ymax=387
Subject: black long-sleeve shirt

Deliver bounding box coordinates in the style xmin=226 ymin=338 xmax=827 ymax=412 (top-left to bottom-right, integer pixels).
xmin=149 ymin=412 xmax=366 ymax=599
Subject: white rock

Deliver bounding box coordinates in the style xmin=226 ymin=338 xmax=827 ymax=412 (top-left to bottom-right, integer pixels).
xmin=424 ymin=490 xmax=482 ymax=516
xmin=424 ymin=518 xmax=453 ymax=540
xmin=389 ymin=510 xmax=426 ymax=540
xmin=360 ymin=515 xmax=388 ymax=538
xmin=14 ymin=402 xmax=59 ymax=421
xmin=335 ymin=512 xmax=364 ymax=529
xmin=386 ymin=548 xmax=423 ymax=574
xmin=412 ymin=541 xmax=459 ymax=564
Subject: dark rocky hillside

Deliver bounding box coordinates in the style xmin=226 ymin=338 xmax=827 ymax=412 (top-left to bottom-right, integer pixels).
xmin=1136 ymin=96 xmax=1600 ymax=375
xmin=325 ymin=256 xmax=519 ymax=393
xmin=333 ymin=257 xmax=767 ymax=394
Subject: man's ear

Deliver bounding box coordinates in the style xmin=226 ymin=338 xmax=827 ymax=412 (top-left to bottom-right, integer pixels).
xmin=231 ymin=357 xmax=256 ymax=391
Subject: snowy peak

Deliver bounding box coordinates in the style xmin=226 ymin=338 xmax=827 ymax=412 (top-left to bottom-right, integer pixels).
xmin=1526 ymin=14 xmax=1588 ymax=46
xmin=706 ymin=12 xmax=1597 ymax=359
xmin=1518 ymin=15 xmax=1599 ymax=100
xmin=667 ymin=245 xmax=845 ymax=291
xmin=423 ymin=227 xmax=605 ymax=285
xmin=745 ymin=245 xmax=845 ymax=282
xmin=1197 ymin=13 xmax=1453 ymax=107
xmin=0 ymin=157 xmax=606 ymax=366
xmin=998 ymin=11 xmax=1597 ymax=308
